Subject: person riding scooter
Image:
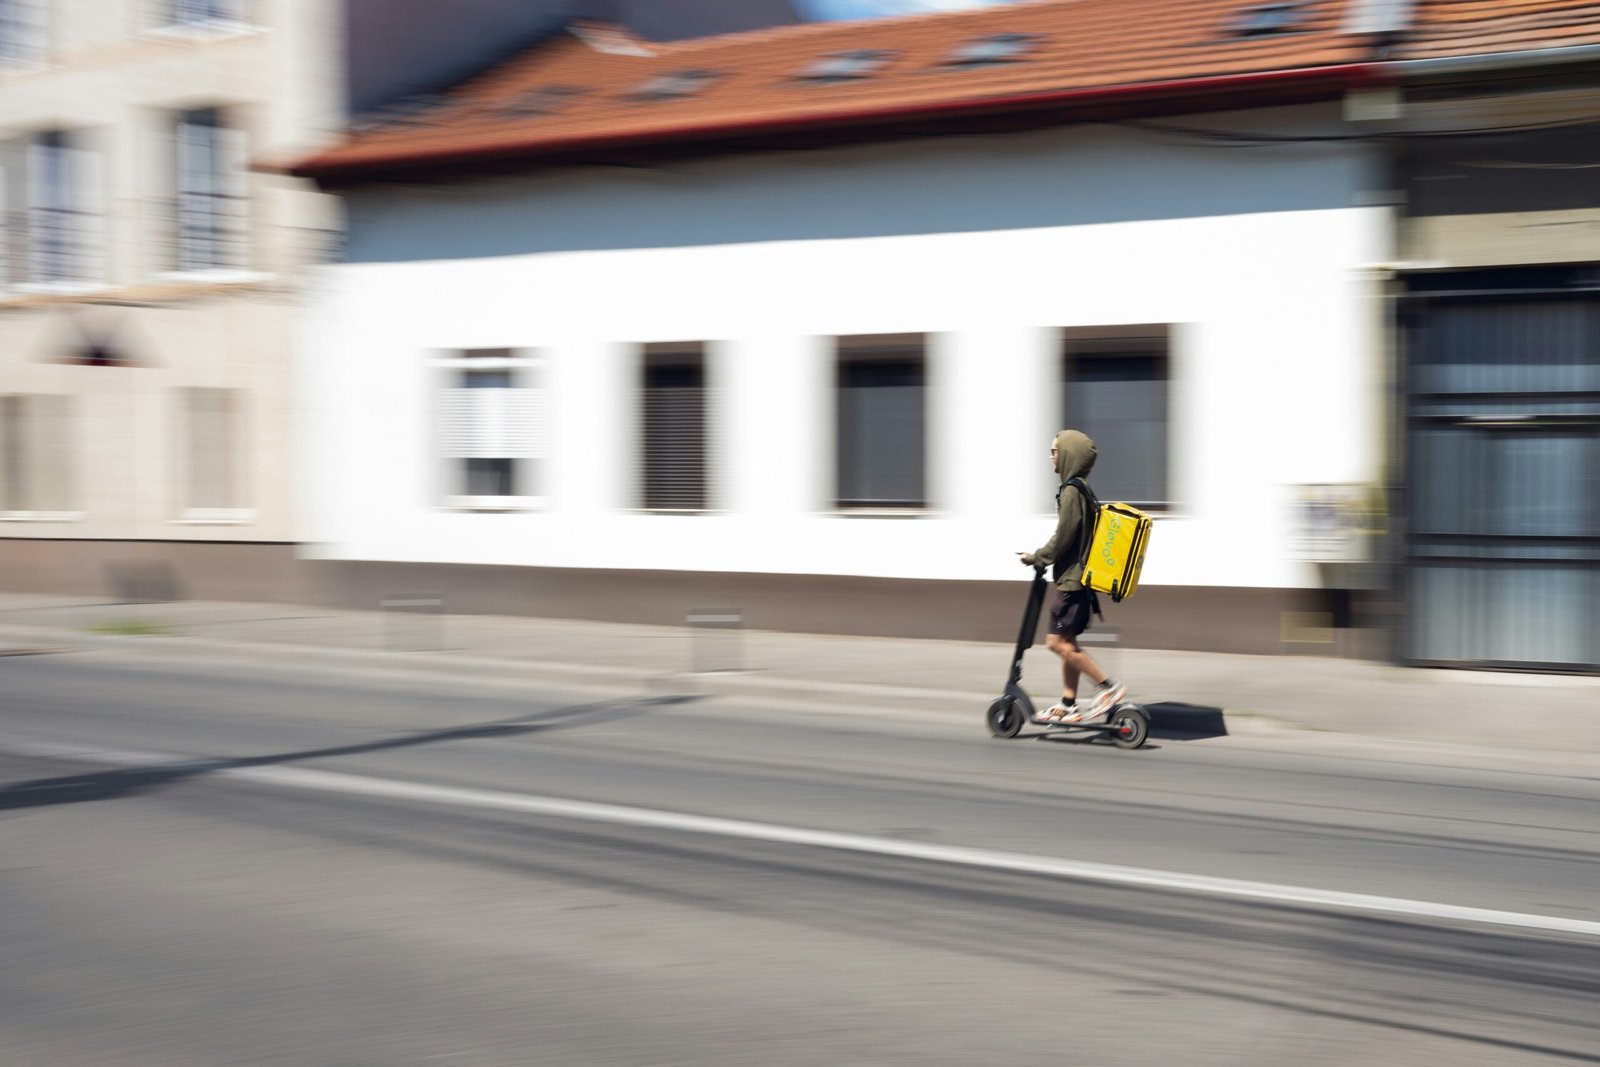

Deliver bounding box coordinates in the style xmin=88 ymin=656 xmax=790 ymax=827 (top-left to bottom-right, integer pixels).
xmin=1018 ymin=429 xmax=1130 ymax=724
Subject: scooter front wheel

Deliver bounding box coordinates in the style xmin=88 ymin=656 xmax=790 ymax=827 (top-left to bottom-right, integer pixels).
xmin=1109 ymin=704 xmax=1149 ymax=750
xmin=986 ymin=696 xmax=1026 ymax=739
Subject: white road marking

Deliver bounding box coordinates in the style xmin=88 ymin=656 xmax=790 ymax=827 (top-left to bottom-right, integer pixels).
xmin=5 ymin=735 xmax=1599 ymax=939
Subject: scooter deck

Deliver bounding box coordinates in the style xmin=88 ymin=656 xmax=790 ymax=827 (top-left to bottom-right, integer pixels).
xmin=1030 ymin=702 xmax=1145 ymax=730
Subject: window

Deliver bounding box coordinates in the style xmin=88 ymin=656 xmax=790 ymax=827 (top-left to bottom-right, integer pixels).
xmin=163 ymin=0 xmax=247 ymax=29
xmin=1230 ymin=2 xmax=1308 ymax=37
xmin=798 ymin=50 xmax=895 ymax=83
xmin=641 ymin=344 xmax=707 ymax=511
xmin=350 ymin=94 xmax=458 ymax=133
xmin=1062 ymin=327 xmax=1171 ymax=509
xmin=941 ymin=34 xmax=1040 ymax=68
xmin=493 ymin=85 xmax=586 ymax=119
xmin=0 ymin=130 xmax=103 ymax=287
xmin=179 ymin=387 xmax=245 ymax=518
xmin=630 ymin=70 xmax=719 ymax=101
xmin=173 ymin=107 xmax=248 ymax=273
xmin=437 ymin=349 xmax=547 ymax=509
xmin=0 ymin=0 xmax=45 ymax=67
xmin=0 ymin=394 xmax=75 ymax=517
xmin=31 ymin=131 xmax=79 ymax=283
xmin=836 ymin=335 xmax=925 ymax=509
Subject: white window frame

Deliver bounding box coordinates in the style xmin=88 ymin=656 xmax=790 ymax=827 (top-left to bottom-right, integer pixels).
xmin=164 ymin=107 xmax=250 ymax=277
xmin=1060 ymin=324 xmax=1174 ymax=513
xmin=17 ymin=130 xmax=104 ymax=292
xmin=640 ymin=342 xmax=710 ymax=513
xmin=434 ymin=350 xmax=549 ymax=512
xmin=834 ymin=334 xmax=929 ymax=513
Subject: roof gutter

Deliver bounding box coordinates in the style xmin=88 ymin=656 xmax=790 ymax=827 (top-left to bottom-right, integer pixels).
xmin=1381 ymin=42 xmax=1600 ymax=79
xmin=291 ymin=62 xmax=1379 ymax=182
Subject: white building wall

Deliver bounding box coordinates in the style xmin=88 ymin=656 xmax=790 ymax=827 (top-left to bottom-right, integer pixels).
xmin=306 ymin=115 xmax=1389 ymax=590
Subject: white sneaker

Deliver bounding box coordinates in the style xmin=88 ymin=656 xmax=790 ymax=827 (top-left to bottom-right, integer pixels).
xmin=1084 ymin=680 xmax=1128 ymax=720
xmin=1039 ymin=701 xmax=1077 ymax=722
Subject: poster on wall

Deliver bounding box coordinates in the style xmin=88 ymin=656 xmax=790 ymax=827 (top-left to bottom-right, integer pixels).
xmin=1290 ymin=484 xmax=1376 ymax=564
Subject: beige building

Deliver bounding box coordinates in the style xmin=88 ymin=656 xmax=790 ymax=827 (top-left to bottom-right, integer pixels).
xmin=0 ymin=0 xmax=339 ymax=598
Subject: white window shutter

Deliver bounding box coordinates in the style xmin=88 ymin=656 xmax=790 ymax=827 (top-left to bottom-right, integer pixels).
xmin=440 ymin=389 xmax=474 ymax=458
xmin=506 ymin=387 xmax=549 ymax=458
xmin=442 ymin=388 xmax=508 ymax=459
xmin=441 ymin=382 xmax=546 ymax=462
xmin=476 ymin=387 xmax=512 ymax=458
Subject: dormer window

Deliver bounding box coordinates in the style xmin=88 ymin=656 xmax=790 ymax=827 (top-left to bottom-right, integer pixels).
xmin=1230 ymin=1 xmax=1309 ymax=38
xmin=942 ymin=33 xmax=1040 ymax=68
xmin=496 ymin=85 xmax=587 ymax=118
xmin=798 ymin=50 xmax=895 ymax=83
xmin=631 ymin=69 xmax=720 ymax=101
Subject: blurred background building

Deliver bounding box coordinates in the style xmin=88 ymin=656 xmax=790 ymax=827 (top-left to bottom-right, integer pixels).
xmin=291 ymin=1 xmax=1390 ymax=656
xmin=0 ymin=0 xmax=340 ymax=598
xmin=1390 ymin=25 xmax=1600 ymax=672
xmin=4 ymin=0 xmax=1599 ymax=672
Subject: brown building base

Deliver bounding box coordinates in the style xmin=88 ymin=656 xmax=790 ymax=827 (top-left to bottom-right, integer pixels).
xmin=0 ymin=538 xmax=1363 ymax=656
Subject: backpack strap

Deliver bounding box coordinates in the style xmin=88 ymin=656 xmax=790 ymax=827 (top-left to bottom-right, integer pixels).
xmin=1064 ymin=476 xmax=1100 ymax=570
xmin=1064 ymin=478 xmax=1105 ymax=619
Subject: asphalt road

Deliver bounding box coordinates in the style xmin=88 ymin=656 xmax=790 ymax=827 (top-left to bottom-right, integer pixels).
xmin=2 ymin=652 xmax=1598 ymax=1066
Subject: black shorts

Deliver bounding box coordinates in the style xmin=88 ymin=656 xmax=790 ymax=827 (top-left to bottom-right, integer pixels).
xmin=1047 ymin=589 xmax=1095 ymax=638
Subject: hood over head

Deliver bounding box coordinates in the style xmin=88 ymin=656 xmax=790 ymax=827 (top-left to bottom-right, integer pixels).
xmin=1054 ymin=429 xmax=1097 ymax=481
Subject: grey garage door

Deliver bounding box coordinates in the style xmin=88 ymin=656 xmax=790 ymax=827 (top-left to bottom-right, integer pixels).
xmin=1404 ymin=283 xmax=1600 ymax=671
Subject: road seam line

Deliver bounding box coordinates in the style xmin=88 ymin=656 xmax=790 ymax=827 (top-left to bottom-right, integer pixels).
xmin=4 ymin=735 xmax=1598 ymax=938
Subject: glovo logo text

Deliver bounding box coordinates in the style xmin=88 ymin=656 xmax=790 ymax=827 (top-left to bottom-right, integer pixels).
xmin=1099 ymin=514 xmax=1122 ymax=569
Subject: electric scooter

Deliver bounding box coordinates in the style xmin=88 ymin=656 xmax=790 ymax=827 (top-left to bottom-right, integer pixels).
xmin=985 ymin=568 xmax=1149 ymax=749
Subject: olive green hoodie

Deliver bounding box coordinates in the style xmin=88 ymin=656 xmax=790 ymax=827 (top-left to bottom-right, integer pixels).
xmin=1032 ymin=429 xmax=1098 ymax=592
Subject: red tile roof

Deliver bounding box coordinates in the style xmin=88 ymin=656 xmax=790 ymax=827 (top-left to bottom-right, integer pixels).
xmin=292 ymin=0 xmax=1376 ymax=182
xmin=1401 ymin=0 xmax=1600 ymax=60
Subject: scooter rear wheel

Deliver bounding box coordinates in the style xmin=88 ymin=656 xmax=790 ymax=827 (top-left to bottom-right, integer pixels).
xmin=986 ymin=696 xmax=1026 ymax=739
xmin=1109 ymin=704 xmax=1149 ymax=749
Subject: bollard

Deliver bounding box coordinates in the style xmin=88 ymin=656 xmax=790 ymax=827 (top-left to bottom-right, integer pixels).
xmin=107 ymin=560 xmax=181 ymax=604
xmin=687 ymin=607 xmax=743 ymax=674
xmin=381 ymin=594 xmax=443 ymax=653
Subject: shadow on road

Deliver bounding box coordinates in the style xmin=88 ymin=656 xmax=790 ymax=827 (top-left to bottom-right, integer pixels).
xmin=0 ymin=696 xmax=692 ymax=813
xmin=1146 ymin=702 xmax=1228 ymax=740
xmin=1035 ymin=701 xmax=1228 ymax=745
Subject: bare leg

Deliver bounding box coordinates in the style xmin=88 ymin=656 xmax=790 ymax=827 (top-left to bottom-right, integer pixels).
xmin=1044 ymin=633 xmax=1107 ymax=699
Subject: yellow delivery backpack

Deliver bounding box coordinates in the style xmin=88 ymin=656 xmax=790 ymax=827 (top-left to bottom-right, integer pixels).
xmin=1066 ymin=477 xmax=1152 ymax=604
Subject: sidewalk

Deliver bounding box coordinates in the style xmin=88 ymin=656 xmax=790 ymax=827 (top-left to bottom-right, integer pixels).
xmin=1 ymin=592 xmax=1597 ymax=760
